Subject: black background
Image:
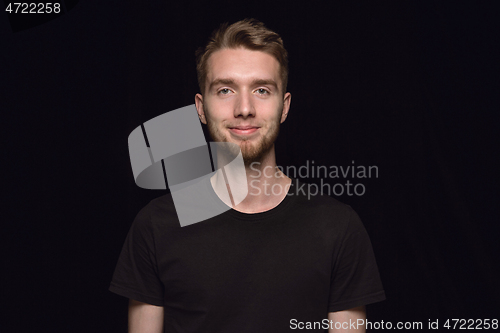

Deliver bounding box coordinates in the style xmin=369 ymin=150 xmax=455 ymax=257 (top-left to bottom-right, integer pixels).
xmin=2 ymin=1 xmax=499 ymax=332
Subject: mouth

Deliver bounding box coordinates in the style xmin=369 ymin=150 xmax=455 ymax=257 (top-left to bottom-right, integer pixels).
xmin=228 ymin=126 xmax=260 ymax=136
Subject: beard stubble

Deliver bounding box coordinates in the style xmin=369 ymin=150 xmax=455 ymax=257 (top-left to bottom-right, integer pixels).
xmin=204 ymin=106 xmax=282 ymax=166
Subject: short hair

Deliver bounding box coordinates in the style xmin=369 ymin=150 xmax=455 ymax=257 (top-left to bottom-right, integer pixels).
xmin=196 ymin=18 xmax=288 ymax=95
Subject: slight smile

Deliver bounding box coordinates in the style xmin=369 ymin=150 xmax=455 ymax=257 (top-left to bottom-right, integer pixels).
xmin=228 ymin=126 xmax=260 ymax=136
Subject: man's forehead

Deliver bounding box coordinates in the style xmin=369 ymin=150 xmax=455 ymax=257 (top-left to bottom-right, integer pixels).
xmin=206 ymin=48 xmax=281 ymax=84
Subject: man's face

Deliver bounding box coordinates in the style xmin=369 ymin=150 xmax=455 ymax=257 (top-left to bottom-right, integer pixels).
xmin=195 ymin=48 xmax=291 ymax=165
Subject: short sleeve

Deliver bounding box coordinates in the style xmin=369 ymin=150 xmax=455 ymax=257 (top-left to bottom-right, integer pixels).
xmin=328 ymin=207 xmax=386 ymax=312
xmin=109 ymin=205 xmax=164 ymax=306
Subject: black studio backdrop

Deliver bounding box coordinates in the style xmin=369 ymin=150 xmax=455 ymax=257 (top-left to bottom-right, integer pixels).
xmin=2 ymin=1 xmax=499 ymax=332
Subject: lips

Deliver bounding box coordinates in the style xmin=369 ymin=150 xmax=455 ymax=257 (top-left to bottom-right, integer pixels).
xmin=228 ymin=126 xmax=260 ymax=136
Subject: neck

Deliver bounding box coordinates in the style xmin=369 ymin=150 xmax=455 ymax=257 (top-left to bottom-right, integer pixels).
xmin=210 ymin=146 xmax=291 ymax=213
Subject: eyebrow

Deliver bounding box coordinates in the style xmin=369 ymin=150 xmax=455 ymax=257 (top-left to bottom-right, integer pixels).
xmin=208 ymin=78 xmax=279 ymax=92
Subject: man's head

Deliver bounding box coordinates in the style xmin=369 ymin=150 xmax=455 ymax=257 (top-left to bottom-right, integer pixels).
xmin=194 ymin=19 xmax=291 ymax=166
xmin=195 ymin=18 xmax=288 ymax=96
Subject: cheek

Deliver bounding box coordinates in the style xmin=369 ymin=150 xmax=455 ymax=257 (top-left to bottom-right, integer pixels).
xmin=206 ymin=102 xmax=232 ymax=122
xmin=206 ymin=115 xmax=227 ymax=131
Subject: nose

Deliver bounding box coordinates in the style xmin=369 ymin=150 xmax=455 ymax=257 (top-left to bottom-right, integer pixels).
xmin=234 ymin=90 xmax=255 ymax=118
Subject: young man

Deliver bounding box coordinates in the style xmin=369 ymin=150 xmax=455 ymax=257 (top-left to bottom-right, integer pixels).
xmin=110 ymin=19 xmax=385 ymax=332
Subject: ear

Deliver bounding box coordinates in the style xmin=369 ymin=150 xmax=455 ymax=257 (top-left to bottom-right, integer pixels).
xmin=195 ymin=93 xmax=207 ymax=124
xmin=280 ymin=92 xmax=292 ymax=123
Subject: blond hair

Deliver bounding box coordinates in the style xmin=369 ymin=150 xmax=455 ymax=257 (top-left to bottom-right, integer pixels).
xmin=196 ymin=18 xmax=288 ymax=95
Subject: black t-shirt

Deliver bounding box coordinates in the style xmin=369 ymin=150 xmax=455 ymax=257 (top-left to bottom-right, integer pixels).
xmin=109 ymin=178 xmax=385 ymax=332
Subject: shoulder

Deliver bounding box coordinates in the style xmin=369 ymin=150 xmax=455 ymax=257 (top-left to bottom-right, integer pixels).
xmin=290 ymin=179 xmax=364 ymax=234
xmin=132 ymin=192 xmax=181 ymax=232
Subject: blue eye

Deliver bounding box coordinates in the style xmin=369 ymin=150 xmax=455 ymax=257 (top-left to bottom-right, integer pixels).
xmin=219 ymin=88 xmax=231 ymax=95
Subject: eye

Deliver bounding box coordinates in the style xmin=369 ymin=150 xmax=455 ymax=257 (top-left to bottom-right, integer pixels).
xmin=218 ymin=88 xmax=232 ymax=95
xmin=255 ymin=88 xmax=269 ymax=95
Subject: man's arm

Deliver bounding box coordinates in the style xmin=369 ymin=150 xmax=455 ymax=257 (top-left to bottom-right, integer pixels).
xmin=328 ymin=306 xmax=366 ymax=333
xmin=128 ymin=299 xmax=164 ymax=333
